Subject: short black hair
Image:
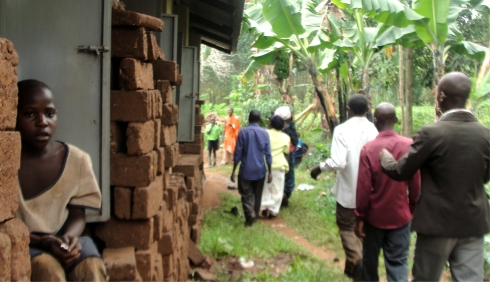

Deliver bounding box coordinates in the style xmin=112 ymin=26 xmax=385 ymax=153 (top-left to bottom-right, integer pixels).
xmin=270 ymin=115 xmax=284 ymax=130
xmin=17 ymin=79 xmax=50 ymax=104
xmin=347 ymin=94 xmax=369 ymax=116
xmin=248 ymin=109 xmax=261 ymax=123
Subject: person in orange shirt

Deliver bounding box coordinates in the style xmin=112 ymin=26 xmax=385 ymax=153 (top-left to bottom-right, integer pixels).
xmin=221 ymin=107 xmax=241 ymax=164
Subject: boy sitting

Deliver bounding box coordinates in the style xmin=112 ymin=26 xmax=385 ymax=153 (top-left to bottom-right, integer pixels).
xmin=15 ymin=79 xmax=107 ymax=281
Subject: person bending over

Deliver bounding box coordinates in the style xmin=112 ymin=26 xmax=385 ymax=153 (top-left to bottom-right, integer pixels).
xmin=15 ymin=79 xmax=107 ymax=281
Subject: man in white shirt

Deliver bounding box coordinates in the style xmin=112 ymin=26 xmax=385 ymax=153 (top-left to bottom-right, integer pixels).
xmin=310 ymin=94 xmax=378 ymax=279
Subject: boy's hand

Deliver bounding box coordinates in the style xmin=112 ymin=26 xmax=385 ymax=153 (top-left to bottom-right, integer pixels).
xmin=43 ymin=235 xmax=81 ymax=268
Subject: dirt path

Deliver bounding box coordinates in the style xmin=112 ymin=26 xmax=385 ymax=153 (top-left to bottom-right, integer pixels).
xmin=202 ymin=171 xmax=345 ymax=271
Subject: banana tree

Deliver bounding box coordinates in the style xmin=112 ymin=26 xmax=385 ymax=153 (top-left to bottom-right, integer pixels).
xmin=243 ymin=0 xmax=342 ymax=134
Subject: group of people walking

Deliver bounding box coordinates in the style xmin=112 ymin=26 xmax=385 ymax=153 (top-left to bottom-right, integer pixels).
xmin=312 ymin=72 xmax=490 ymax=281
xmin=229 ymin=72 xmax=490 ymax=281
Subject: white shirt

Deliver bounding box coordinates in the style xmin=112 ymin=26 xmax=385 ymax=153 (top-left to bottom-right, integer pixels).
xmin=320 ymin=117 xmax=378 ymax=208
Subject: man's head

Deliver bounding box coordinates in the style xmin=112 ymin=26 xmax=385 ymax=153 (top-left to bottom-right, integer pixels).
xmin=210 ymin=116 xmax=216 ymax=125
xmin=227 ymin=107 xmax=234 ymax=117
xmin=373 ymin=102 xmax=398 ymax=132
xmin=269 ymin=115 xmax=284 ymax=130
xmin=436 ymin=72 xmax=471 ymax=113
xmin=347 ymin=94 xmax=369 ymax=118
xmin=248 ymin=109 xmax=261 ymax=123
xmin=16 ymin=79 xmax=57 ymax=150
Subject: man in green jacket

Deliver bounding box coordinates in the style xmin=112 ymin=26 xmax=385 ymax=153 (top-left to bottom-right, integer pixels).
xmin=204 ymin=116 xmax=221 ymax=167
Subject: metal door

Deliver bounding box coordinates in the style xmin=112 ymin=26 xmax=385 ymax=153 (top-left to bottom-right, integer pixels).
xmin=177 ymin=46 xmax=198 ymax=142
xmin=0 ymin=0 xmax=111 ymax=221
xmin=161 ymin=14 xmax=179 ymax=62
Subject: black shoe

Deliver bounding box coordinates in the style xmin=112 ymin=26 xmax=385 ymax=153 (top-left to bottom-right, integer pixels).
xmin=230 ymin=206 xmax=238 ymax=216
xmin=261 ymin=209 xmax=270 ymax=218
xmin=245 ymin=217 xmax=256 ymax=227
xmin=281 ymin=196 xmax=289 ymax=208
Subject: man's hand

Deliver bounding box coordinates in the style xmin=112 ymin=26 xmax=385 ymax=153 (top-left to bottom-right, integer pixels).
xmin=267 ymin=173 xmax=272 ymax=183
xmin=379 ymin=148 xmax=391 ymax=161
xmin=230 ymin=172 xmax=236 ymax=183
xmin=310 ymin=165 xmax=321 ymax=180
xmin=355 ymin=220 xmax=365 ymax=238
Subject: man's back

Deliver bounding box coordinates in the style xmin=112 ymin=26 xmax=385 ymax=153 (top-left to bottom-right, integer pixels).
xmin=234 ymin=123 xmax=271 ymax=181
xmin=408 ymin=112 xmax=490 ymax=237
xmin=356 ymin=130 xmax=420 ymax=229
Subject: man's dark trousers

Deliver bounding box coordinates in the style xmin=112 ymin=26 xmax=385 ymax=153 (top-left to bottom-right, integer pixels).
xmin=361 ymin=221 xmax=411 ymax=281
xmin=284 ymin=155 xmax=295 ymax=198
xmin=237 ymin=176 xmax=265 ymax=222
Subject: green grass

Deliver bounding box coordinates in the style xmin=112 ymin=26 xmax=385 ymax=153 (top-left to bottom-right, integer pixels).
xmin=199 ymin=193 xmax=348 ymax=281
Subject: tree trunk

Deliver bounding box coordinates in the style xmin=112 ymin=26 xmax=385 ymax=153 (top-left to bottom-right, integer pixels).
xmin=336 ymin=68 xmax=347 ymax=123
xmin=362 ymin=68 xmax=373 ymax=121
xmin=399 ymin=46 xmax=406 ymax=135
xmin=404 ymin=47 xmax=414 ymax=137
xmin=431 ymin=44 xmax=445 ymax=118
xmin=308 ymin=67 xmax=338 ymax=137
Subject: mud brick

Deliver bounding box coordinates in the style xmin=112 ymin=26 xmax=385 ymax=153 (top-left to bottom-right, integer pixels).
xmin=96 ymin=217 xmax=154 ymax=250
xmin=153 ymin=254 xmax=164 ymax=282
xmin=185 ymin=177 xmax=195 ymax=191
xmin=132 ymin=175 xmax=163 ymax=219
xmin=153 ymin=204 xmax=164 ymax=241
xmin=181 ymin=143 xmax=203 ymax=155
xmin=156 ymin=147 xmax=165 ymax=176
xmin=114 ymin=187 xmax=132 ymax=220
xmin=186 ymin=191 xmax=194 ymax=205
xmin=166 ymin=189 xmax=177 ymax=212
xmin=195 ymin=125 xmax=202 ymax=134
xmin=195 ymin=100 xmax=205 ymax=106
xmin=164 ymin=169 xmax=170 ymax=191
xmin=153 ymin=120 xmax=161 ymax=150
xmin=195 ymin=114 xmax=204 ymax=126
xmin=161 ymin=103 xmax=178 ymax=125
xmin=0 ymin=219 xmax=30 ymax=281
xmin=0 ymin=233 xmax=10 ymax=281
xmin=160 ymin=201 xmax=173 ymax=233
xmin=191 ymin=203 xmax=199 ymax=216
xmin=153 ymin=60 xmax=179 ymax=84
xmin=135 ymin=243 xmax=158 ymax=282
xmin=162 ymin=254 xmax=174 ymax=280
xmin=103 ymin=247 xmax=138 ymax=281
xmin=126 ymin=120 xmax=155 ymax=156
xmin=0 ymin=39 xmax=19 ymax=131
xmin=119 ymin=58 xmax=154 ymax=91
xmin=173 ymin=155 xmax=200 ymax=177
xmin=195 ymin=105 xmax=200 ymax=116
xmin=158 ymin=231 xmax=175 ymax=256
xmin=0 ymin=131 xmax=21 ymax=186
xmin=172 ymin=74 xmax=183 ymax=86
xmin=110 ymin=122 xmax=127 ymax=154
xmin=111 ymin=90 xmax=160 ymax=122
xmin=164 ymin=143 xmax=179 ymax=168
xmin=188 ymin=215 xmax=197 ymax=227
xmin=110 ymin=152 xmax=156 ymax=187
xmin=0 ymin=180 xmax=19 ymax=223
xmin=191 ymin=225 xmax=201 ymax=244
xmin=112 ymin=26 xmax=148 ymax=60
xmin=160 ymin=125 xmax=177 ymax=147
xmin=112 ymin=8 xmax=164 ymax=32
xmin=147 ymin=32 xmax=164 ymax=61
xmin=155 ymin=80 xmax=173 ymax=104
xmin=155 ymin=92 xmax=163 ymax=119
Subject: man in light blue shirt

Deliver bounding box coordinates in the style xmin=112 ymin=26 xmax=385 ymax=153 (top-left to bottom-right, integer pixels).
xmin=231 ymin=110 xmax=272 ymax=226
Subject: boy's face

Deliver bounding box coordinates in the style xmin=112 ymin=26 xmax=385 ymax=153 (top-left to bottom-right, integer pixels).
xmin=16 ymin=87 xmax=57 ymax=150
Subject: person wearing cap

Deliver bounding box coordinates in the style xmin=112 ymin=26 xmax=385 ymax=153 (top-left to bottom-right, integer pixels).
xmin=203 ymin=116 xmax=221 ymax=167
xmin=221 ymin=107 xmax=241 ymax=164
xmin=274 ymin=106 xmax=298 ymax=207
xmin=310 ymin=94 xmax=378 ymax=279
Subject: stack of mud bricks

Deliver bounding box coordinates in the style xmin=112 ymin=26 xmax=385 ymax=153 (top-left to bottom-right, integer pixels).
xmin=178 ymin=100 xmax=206 ymax=244
xmin=94 ymin=4 xmax=198 ymax=281
xmin=0 ymin=38 xmax=31 ymax=281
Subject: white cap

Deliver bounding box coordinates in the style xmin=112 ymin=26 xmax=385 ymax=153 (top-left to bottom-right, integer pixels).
xmin=274 ymin=106 xmax=291 ymax=120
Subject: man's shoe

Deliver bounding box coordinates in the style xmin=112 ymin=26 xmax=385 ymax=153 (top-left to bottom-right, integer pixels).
xmin=213 ymin=162 xmax=216 ymax=167
xmin=281 ymin=196 xmax=289 ymax=208
xmin=261 ymin=209 xmax=270 ymax=218
xmin=208 ymin=161 xmax=212 ymax=167
xmin=245 ymin=217 xmax=256 ymax=227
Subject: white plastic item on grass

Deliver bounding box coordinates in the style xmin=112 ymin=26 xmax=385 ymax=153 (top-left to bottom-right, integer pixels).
xmin=239 ymin=257 xmax=254 ymax=268
xmin=297 ymin=183 xmax=315 ymax=191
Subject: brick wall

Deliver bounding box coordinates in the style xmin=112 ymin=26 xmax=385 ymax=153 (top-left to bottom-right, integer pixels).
xmin=0 ymin=38 xmax=31 ymax=281
xmin=95 ymin=5 xmax=206 ymax=281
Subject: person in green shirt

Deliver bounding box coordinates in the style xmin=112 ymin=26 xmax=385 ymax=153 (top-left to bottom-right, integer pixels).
xmin=204 ymin=116 xmax=221 ymax=167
